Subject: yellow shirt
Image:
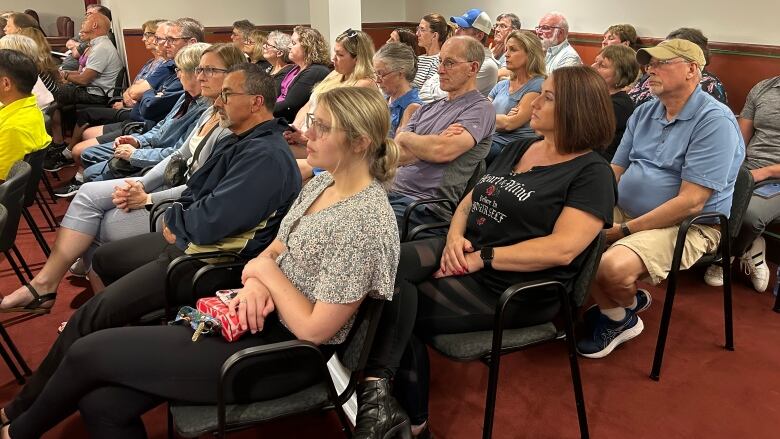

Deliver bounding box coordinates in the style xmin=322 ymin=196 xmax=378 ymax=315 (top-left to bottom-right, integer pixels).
xmin=0 ymin=95 xmax=51 ymax=179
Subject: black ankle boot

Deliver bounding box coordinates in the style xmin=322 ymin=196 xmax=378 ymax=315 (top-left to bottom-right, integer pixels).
xmin=353 ymin=378 xmax=412 ymax=439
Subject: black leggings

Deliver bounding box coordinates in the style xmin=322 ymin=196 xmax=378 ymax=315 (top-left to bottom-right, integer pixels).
xmin=8 ymin=320 xmax=332 ymax=439
xmin=367 ymin=237 xmax=557 ymax=424
xmin=4 ymin=233 xmax=206 ymax=423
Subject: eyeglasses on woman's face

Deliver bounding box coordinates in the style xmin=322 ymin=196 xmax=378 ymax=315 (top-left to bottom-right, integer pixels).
xmin=195 ymin=67 xmax=229 ymax=77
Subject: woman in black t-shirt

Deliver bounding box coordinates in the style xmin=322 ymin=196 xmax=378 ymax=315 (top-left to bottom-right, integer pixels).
xmin=354 ymin=66 xmax=619 ymax=437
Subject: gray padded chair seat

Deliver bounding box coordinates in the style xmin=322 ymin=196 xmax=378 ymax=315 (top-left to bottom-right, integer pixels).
xmin=427 ymin=322 xmax=559 ymax=361
xmin=170 ymin=382 xmax=331 ymax=438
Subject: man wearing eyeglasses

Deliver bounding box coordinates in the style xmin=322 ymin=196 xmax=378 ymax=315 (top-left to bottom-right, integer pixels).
xmin=534 ymin=12 xmax=581 ymax=72
xmin=490 ymin=12 xmax=522 ymax=79
xmin=577 ymin=39 xmax=745 ymax=359
xmin=392 ymin=36 xmax=495 ymax=235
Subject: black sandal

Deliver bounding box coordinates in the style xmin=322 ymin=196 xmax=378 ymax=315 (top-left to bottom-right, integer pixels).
xmin=0 ymin=284 xmax=56 ymax=314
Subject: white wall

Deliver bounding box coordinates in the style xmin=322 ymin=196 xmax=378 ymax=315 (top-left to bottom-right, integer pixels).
xmin=404 ymin=0 xmax=780 ymax=45
xmin=2 ymin=0 xmax=84 ymax=36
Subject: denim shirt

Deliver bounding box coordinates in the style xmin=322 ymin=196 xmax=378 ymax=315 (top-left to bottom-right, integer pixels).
xmin=129 ymin=94 xmax=211 ymax=168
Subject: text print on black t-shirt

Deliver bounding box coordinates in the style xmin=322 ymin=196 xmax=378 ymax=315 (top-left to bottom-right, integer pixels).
xmin=471 ymin=174 xmax=536 ymax=225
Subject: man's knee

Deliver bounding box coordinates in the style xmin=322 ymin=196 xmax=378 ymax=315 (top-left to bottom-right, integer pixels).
xmin=596 ymin=246 xmax=645 ymax=290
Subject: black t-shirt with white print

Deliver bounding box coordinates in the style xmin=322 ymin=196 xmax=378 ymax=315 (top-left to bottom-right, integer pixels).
xmin=465 ymin=136 xmax=617 ymax=294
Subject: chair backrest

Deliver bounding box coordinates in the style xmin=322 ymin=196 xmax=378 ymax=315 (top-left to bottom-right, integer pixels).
xmin=571 ymin=232 xmax=606 ymax=308
xmin=23 ymin=148 xmax=48 ymax=208
xmin=0 ymin=161 xmax=32 ymax=250
xmin=56 ymin=16 xmax=74 ymax=38
xmin=0 ymin=204 xmax=7 ymax=238
xmin=335 ymin=298 xmax=385 ymax=372
xmin=726 ymin=166 xmax=754 ymax=240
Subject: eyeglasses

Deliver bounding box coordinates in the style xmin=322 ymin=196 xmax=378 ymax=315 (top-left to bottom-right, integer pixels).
xmin=164 ymin=36 xmax=191 ymax=45
xmin=343 ymin=28 xmax=358 ymax=39
xmin=644 ymin=59 xmax=690 ymax=70
xmin=534 ymin=25 xmax=561 ymax=33
xmin=416 ymin=26 xmax=431 ymax=33
xmin=218 ymin=90 xmax=257 ymax=103
xmin=493 ymin=23 xmax=510 ymax=30
xmin=373 ymin=69 xmax=401 ymax=81
xmin=244 ymin=39 xmax=255 ymax=45
xmin=263 ymin=42 xmax=280 ymax=51
xmin=195 ymin=67 xmax=229 ymax=77
xmin=305 ymin=113 xmax=347 ymax=137
xmin=440 ymin=59 xmax=470 ymax=70
xmin=143 ymin=31 xmax=155 ymax=39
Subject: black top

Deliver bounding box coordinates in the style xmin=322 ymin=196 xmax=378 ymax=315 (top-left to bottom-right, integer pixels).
xmin=465 ymin=137 xmax=616 ymax=293
xmin=601 ymin=91 xmax=635 ymax=161
xmin=266 ymin=63 xmax=295 ymax=97
xmin=273 ymin=63 xmax=331 ymax=123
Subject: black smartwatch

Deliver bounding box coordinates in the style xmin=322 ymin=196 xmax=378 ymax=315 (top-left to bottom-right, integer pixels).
xmin=620 ymin=222 xmax=632 ymax=237
xmin=480 ymin=247 xmax=494 ymax=269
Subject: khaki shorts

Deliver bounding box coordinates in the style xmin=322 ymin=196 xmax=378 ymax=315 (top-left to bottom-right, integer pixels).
xmin=611 ymin=207 xmax=721 ymax=285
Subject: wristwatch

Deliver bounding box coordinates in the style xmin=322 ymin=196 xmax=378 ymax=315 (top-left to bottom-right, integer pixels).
xmin=480 ymin=247 xmax=494 ymax=269
xmin=620 ymin=222 xmax=632 ymax=237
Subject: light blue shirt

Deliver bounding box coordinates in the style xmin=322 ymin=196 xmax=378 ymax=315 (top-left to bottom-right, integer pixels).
xmin=612 ymin=87 xmax=745 ymax=220
xmin=488 ymin=76 xmax=544 ymax=146
xmin=544 ymin=40 xmax=581 ymax=73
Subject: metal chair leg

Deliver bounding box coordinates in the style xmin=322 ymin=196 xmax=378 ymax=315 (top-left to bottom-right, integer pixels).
xmin=35 ymin=192 xmax=57 ymax=231
xmin=651 ymin=271 xmax=679 ymax=381
xmin=10 ymin=245 xmax=33 ymax=280
xmin=2 ymin=250 xmax=28 ymax=284
xmin=0 ymin=324 xmax=32 ymax=375
xmin=41 ymin=172 xmax=57 ymax=203
xmin=720 ymin=242 xmax=734 ymax=351
xmin=562 ymin=300 xmax=589 ymax=439
xmin=22 ymin=207 xmax=51 ymax=257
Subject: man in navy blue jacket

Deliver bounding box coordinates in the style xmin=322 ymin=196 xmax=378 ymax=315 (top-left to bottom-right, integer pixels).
xmin=1 ymin=63 xmax=302 ymax=420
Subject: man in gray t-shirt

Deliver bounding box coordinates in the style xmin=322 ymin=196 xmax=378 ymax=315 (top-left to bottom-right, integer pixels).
xmin=55 ymin=13 xmax=123 ymax=106
xmin=704 ymin=75 xmax=780 ymax=292
xmin=392 ymin=36 xmax=496 ymax=235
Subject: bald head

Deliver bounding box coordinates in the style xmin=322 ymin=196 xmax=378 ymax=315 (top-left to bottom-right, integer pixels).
xmin=81 ymin=13 xmax=110 ymax=39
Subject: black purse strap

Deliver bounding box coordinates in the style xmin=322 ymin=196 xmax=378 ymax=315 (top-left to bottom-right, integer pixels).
xmin=187 ymin=122 xmax=219 ymax=175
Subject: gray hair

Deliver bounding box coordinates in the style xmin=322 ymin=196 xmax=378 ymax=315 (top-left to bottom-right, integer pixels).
xmin=175 ymin=17 xmax=205 ymax=42
xmin=174 ymin=42 xmax=210 ymax=72
xmin=544 ymin=12 xmax=569 ymax=33
xmin=496 ymin=13 xmax=522 ymax=30
xmin=374 ymin=42 xmax=417 ymax=82
xmin=266 ymin=31 xmax=292 ymax=63
xmin=228 ymin=62 xmax=277 ymax=111
xmin=451 ymin=35 xmax=485 ymax=68
xmin=0 ymin=34 xmax=37 ymax=60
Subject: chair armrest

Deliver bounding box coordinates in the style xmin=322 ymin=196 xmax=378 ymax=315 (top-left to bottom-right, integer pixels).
xmin=148 ymin=199 xmax=176 ymax=232
xmin=122 ymin=122 xmax=146 ymax=135
xmin=164 ymin=252 xmax=243 ymax=319
xmin=754 ymin=178 xmax=780 ymax=189
xmin=400 ymin=197 xmax=455 ymax=242
xmin=217 ymin=340 xmax=336 ymax=433
xmin=672 ymin=212 xmax=729 ymax=272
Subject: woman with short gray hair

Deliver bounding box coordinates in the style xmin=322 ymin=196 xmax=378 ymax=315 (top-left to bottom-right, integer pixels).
xmin=263 ymin=30 xmax=294 ymax=94
xmin=373 ymin=42 xmax=422 ymax=136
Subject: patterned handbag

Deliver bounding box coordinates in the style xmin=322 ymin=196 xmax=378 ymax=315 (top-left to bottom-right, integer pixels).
xmin=195 ymin=296 xmax=249 ymax=342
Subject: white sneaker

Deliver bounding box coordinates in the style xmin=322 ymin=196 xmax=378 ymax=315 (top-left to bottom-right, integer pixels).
xmin=740 ymin=236 xmax=770 ymax=292
xmin=704 ymin=265 xmax=723 ymax=287
xmin=69 ymin=258 xmax=89 ymax=277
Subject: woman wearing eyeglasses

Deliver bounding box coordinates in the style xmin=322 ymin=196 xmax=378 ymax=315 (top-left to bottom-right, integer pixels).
xmin=0 ymin=86 xmax=401 ymax=439
xmin=413 ymin=13 xmax=453 ymax=89
xmin=243 ymin=29 xmax=271 ymax=70
xmin=260 ymin=31 xmax=294 ymax=94
xmin=273 ymin=26 xmax=331 ymax=123
xmin=373 ymin=42 xmax=422 ymax=136
xmin=0 ymin=44 xmax=244 ymax=316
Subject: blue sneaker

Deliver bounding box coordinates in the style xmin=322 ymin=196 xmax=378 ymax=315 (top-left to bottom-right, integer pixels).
xmin=577 ymin=309 xmax=644 ymax=359
xmin=582 ymin=289 xmax=652 ymax=331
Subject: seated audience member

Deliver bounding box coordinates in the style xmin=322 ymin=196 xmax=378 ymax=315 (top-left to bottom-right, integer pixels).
xmin=629 ymin=28 xmax=728 ymax=106
xmin=261 ymin=30 xmax=294 ymax=93
xmin=373 ymin=42 xmax=422 ymax=136
xmin=2 ymin=13 xmax=40 ymax=35
xmin=0 ymin=35 xmax=54 ymax=110
xmin=419 ymin=8 xmax=498 ymax=102
xmin=486 ymin=30 xmax=545 ymax=164
xmin=0 ymin=87 xmax=399 ymax=439
xmin=0 ymin=66 xmax=304 ymax=432
xmin=535 ymin=12 xmax=582 ymax=72
xmin=55 ymin=12 xmax=122 ymax=107
xmin=490 ymin=12 xmax=522 ymax=78
xmin=0 ymin=44 xmax=243 ymax=299
xmin=602 ymin=24 xmax=640 ymax=50
xmin=79 ymin=43 xmax=214 ymax=183
xmin=391 ymin=36 xmax=495 ymax=232
xmin=413 ymin=14 xmax=451 ymax=89
xmin=284 ymin=28 xmax=377 ymax=158
xmin=60 ymin=4 xmax=115 ymax=72
xmin=16 ymin=28 xmax=59 ymax=95
xmin=244 ymin=29 xmax=271 ymax=69
xmin=354 ymin=66 xmax=617 ymax=438
xmin=53 ymin=43 xmax=212 ymax=196
xmin=591 ymin=44 xmax=639 ymax=161
xmin=230 ymin=19 xmax=255 ymax=50
xmin=387 ymin=28 xmax=420 ymax=54
xmin=0 ymin=49 xmax=50 ymax=180
xmin=704 ymin=75 xmax=780 ymax=292
xmin=273 ymin=26 xmax=331 ymax=123
xmin=577 ymin=39 xmax=744 ymax=358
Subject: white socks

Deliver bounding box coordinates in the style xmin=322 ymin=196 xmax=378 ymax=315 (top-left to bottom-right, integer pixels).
xmin=601 ymin=307 xmax=627 ymax=322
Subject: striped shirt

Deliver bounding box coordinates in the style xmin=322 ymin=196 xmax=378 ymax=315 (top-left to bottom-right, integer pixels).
xmin=412 ymin=54 xmax=439 ymax=89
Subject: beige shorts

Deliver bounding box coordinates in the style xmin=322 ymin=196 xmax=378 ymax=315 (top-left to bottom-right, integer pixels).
xmin=611 ymin=207 xmax=721 ymax=285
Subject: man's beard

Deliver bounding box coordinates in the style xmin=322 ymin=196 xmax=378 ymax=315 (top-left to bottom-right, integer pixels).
xmin=540 ymin=29 xmax=560 ymax=50
xmin=218 ymin=113 xmax=233 ymax=128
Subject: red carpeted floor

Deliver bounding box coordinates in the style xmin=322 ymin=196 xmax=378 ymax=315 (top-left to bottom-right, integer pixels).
xmin=1 ymin=183 xmax=779 ymax=439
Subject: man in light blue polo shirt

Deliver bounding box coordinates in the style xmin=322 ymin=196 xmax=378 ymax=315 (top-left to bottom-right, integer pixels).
xmin=578 ymin=39 xmax=744 ymax=358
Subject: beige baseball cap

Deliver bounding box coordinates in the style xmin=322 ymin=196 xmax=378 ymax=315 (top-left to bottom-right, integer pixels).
xmin=637 ymin=39 xmax=706 ymax=67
